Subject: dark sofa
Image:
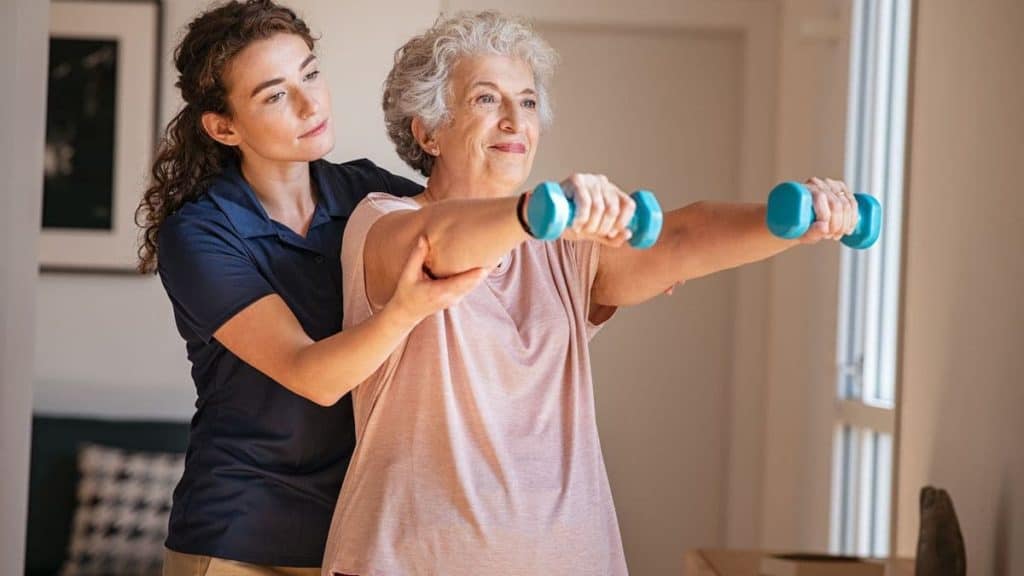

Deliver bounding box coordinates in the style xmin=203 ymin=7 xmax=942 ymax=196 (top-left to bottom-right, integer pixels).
xmin=25 ymin=415 xmax=189 ymax=576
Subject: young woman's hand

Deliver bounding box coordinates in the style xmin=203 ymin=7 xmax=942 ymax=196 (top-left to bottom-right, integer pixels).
xmin=385 ymin=236 xmax=490 ymax=326
xmin=558 ymin=173 xmax=636 ymax=248
xmin=798 ymin=177 xmax=860 ymax=244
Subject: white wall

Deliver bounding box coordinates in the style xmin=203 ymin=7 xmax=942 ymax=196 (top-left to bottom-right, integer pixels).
xmin=1 ymin=0 xmax=48 ymax=571
xmin=895 ymin=0 xmax=1024 ymax=573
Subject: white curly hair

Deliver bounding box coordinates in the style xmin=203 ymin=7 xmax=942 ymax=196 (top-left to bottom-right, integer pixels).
xmin=382 ymin=11 xmax=558 ymax=177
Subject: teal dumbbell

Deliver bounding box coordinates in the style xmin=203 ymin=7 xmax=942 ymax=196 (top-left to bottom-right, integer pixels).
xmin=526 ymin=181 xmax=664 ymax=249
xmin=766 ymin=181 xmax=882 ymax=249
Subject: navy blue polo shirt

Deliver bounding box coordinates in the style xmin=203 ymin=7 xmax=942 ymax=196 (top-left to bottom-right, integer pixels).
xmin=157 ymin=158 xmax=420 ymax=566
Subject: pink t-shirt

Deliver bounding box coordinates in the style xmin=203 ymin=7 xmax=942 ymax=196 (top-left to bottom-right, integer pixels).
xmin=322 ymin=194 xmax=627 ymax=575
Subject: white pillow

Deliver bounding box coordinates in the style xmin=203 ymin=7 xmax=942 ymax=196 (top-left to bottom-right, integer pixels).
xmin=60 ymin=443 xmax=184 ymax=576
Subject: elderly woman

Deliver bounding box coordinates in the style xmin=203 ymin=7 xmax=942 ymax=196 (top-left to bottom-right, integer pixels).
xmin=322 ymin=11 xmax=858 ymax=575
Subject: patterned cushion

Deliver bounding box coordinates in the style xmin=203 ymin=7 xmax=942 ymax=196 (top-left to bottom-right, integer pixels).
xmin=59 ymin=443 xmax=184 ymax=576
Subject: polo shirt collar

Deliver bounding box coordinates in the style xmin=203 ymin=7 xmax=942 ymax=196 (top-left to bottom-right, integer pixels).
xmin=206 ymin=160 xmax=340 ymax=239
xmin=310 ymin=159 xmax=349 ymax=218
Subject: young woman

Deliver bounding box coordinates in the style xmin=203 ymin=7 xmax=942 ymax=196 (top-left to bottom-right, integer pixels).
xmin=135 ymin=2 xmax=486 ymax=573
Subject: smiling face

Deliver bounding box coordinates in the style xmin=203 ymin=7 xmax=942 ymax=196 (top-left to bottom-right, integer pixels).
xmin=427 ymin=54 xmax=541 ymax=196
xmin=202 ymin=33 xmax=334 ymax=165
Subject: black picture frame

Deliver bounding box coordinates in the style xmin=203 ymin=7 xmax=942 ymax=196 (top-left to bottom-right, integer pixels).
xmin=41 ymin=0 xmax=162 ymax=273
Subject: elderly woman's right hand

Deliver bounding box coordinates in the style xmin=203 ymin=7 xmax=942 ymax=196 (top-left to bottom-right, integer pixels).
xmin=558 ymin=173 xmax=636 ymax=247
xmin=385 ymin=236 xmax=491 ymax=326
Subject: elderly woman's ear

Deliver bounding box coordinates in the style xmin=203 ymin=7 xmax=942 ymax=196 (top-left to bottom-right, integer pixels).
xmin=411 ymin=117 xmax=439 ymax=156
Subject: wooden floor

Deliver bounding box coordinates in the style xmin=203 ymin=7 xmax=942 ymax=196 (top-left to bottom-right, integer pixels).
xmin=684 ymin=549 xmax=916 ymax=576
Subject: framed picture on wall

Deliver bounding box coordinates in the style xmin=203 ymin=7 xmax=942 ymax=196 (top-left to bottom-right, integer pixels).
xmin=41 ymin=0 xmax=162 ymax=273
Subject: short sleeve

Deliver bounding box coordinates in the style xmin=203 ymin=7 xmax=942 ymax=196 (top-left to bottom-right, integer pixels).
xmin=157 ymin=213 xmax=275 ymax=343
xmin=340 ymin=193 xmax=421 ymax=330
xmin=562 ymin=239 xmax=617 ymax=340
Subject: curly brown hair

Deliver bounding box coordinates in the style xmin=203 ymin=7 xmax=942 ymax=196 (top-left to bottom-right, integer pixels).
xmin=135 ymin=0 xmax=315 ymax=273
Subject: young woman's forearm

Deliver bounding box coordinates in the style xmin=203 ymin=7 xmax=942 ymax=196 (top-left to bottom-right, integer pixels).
xmin=287 ymin=305 xmax=416 ymax=406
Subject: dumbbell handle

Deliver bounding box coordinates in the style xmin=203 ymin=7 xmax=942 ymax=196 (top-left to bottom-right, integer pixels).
xmin=526 ymin=181 xmax=663 ymax=249
xmin=766 ymin=181 xmax=882 ymax=250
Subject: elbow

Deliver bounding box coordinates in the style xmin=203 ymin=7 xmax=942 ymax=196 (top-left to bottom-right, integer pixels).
xmin=283 ymin=354 xmax=343 ymax=408
xmin=282 ymin=374 xmax=340 ymax=408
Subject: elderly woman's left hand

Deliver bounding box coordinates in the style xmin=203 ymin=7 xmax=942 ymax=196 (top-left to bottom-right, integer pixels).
xmin=558 ymin=173 xmax=636 ymax=248
xmin=798 ymin=177 xmax=860 ymax=244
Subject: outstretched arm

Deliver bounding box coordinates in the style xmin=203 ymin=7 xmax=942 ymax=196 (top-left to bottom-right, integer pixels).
xmin=591 ymin=177 xmax=859 ymax=308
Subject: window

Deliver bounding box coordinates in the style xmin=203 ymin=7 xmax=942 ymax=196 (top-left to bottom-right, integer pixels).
xmin=830 ymin=0 xmax=912 ymax=557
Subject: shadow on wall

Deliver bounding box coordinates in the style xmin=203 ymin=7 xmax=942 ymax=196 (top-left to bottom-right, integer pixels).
xmin=991 ymin=472 xmax=1014 ymax=576
xmin=926 ymin=265 xmax=1024 ymax=576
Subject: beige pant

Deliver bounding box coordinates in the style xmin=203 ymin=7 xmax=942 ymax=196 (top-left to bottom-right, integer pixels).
xmin=163 ymin=548 xmax=321 ymax=576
